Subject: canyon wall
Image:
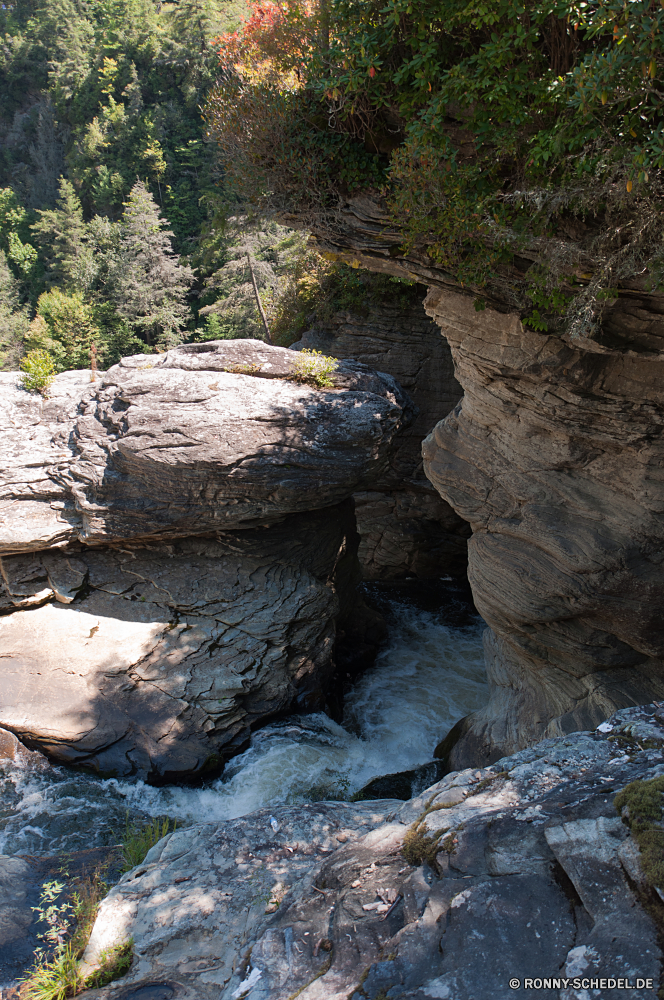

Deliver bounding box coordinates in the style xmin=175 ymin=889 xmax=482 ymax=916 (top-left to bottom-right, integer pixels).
xmin=423 ymin=288 xmax=664 ymax=765
xmin=307 ymin=197 xmax=664 ymax=763
xmin=292 ymin=299 xmax=469 ymax=578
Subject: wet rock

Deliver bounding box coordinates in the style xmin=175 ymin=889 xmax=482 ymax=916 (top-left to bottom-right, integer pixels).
xmin=80 ymin=801 xmax=402 ymax=994
xmin=292 ymin=301 xmax=469 ymax=579
xmin=0 ymin=341 xmax=413 ymax=553
xmin=0 ymin=856 xmax=33 ymax=984
xmin=83 ymin=704 xmax=664 ymax=1000
xmin=354 ymin=760 xmax=448 ymax=801
xmin=0 ymin=504 xmax=368 ymax=779
xmin=422 ymin=288 xmax=664 ymax=766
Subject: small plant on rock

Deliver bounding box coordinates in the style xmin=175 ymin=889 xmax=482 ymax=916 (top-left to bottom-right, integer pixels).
xmin=401 ymin=822 xmax=442 ymax=868
xmin=20 ymin=349 xmax=56 ymax=396
xmin=84 ymin=940 xmax=133 ymax=990
xmin=19 ymin=866 xmax=129 ymax=1000
xmin=291 ymin=348 xmax=338 ymax=389
xmin=615 ymin=776 xmax=664 ymax=889
xmin=120 ymin=813 xmax=176 ymax=872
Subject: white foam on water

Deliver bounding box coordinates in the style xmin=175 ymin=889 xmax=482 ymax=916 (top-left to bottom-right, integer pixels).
xmin=102 ymin=597 xmax=488 ymax=823
xmin=0 ymin=590 xmax=488 ymax=853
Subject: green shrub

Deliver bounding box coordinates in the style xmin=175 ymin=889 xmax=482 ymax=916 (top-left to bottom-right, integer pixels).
xmin=20 ymin=349 xmax=56 ymax=395
xmin=291 ymin=348 xmax=338 ymax=388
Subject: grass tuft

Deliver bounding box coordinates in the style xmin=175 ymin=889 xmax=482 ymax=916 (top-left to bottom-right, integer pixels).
xmin=119 ymin=814 xmax=176 ymax=872
xmin=615 ymin=776 xmax=664 ymax=888
xmin=401 ymin=822 xmax=443 ymax=868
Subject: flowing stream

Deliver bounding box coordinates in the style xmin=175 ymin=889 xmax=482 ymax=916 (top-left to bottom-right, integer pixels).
xmin=0 ymin=580 xmax=488 ymax=857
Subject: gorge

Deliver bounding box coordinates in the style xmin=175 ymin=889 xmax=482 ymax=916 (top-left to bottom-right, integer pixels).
xmin=1 ymin=280 xmax=663 ymax=999
xmin=2 ymin=0 xmax=664 ymax=994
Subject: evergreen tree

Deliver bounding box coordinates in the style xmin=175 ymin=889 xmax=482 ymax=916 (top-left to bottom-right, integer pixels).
xmin=113 ymin=181 xmax=193 ymax=348
xmin=0 ymin=251 xmax=30 ymax=369
xmin=31 ymin=177 xmax=93 ymax=288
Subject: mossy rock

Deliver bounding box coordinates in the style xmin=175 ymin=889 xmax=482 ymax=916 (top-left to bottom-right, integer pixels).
xmin=615 ymin=776 xmax=664 ymax=890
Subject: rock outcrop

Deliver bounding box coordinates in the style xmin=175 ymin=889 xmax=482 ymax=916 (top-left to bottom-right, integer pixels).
xmin=0 ymin=342 xmax=412 ymax=778
xmin=81 ymin=703 xmax=664 ymax=1000
xmin=0 ymin=504 xmax=361 ymax=779
xmin=1 ymin=340 xmax=413 ymax=551
xmin=422 ymin=289 xmax=664 ymax=767
xmin=297 ymin=195 xmax=664 ymax=763
xmin=292 ymin=299 xmax=469 ymax=579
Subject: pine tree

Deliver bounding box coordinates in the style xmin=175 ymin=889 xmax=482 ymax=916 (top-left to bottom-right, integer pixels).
xmin=31 ymin=177 xmax=94 ymax=288
xmin=112 ymin=181 xmax=193 ymax=349
xmin=0 ymin=251 xmax=30 ymax=369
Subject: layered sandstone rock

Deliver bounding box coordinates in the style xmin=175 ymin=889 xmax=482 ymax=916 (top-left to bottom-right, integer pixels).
xmin=422 ymin=288 xmax=664 ymax=766
xmin=292 ymin=300 xmax=469 ymax=578
xmin=0 ymin=343 xmax=412 ymax=778
xmin=293 ymin=196 xmax=664 ymax=761
xmin=0 ymin=340 xmax=413 ymax=551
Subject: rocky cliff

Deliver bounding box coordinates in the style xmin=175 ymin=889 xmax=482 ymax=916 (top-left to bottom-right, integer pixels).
xmin=300 ymin=196 xmax=664 ymax=765
xmin=422 ymin=288 xmax=664 ymax=767
xmin=291 ymin=297 xmax=469 ymax=579
xmin=0 ymin=341 xmax=412 ymax=778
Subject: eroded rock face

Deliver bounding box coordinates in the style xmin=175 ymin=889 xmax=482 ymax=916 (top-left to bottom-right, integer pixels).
xmin=0 ymin=504 xmax=363 ymax=779
xmin=0 ymin=340 xmax=413 ymax=552
xmin=81 ymin=704 xmax=664 ymax=1000
xmin=292 ymin=301 xmax=469 ymax=578
xmin=422 ymin=288 xmax=664 ymax=766
xmin=0 ymin=341 xmax=412 ymax=777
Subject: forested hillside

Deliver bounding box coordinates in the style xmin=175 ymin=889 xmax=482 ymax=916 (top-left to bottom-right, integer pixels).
xmin=0 ymin=0 xmax=243 ymax=367
xmin=0 ymin=0 xmax=351 ymax=371
xmin=206 ymin=0 xmax=664 ymax=336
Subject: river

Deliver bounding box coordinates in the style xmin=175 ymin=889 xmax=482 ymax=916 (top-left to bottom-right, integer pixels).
xmin=0 ymin=579 xmax=487 ymax=856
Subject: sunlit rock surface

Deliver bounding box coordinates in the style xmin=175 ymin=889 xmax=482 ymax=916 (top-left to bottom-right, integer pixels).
xmin=291 ymin=300 xmax=469 ymax=579
xmin=0 ymin=341 xmax=413 ymax=777
xmin=0 ymin=504 xmax=369 ymax=780
xmin=81 ymin=704 xmax=663 ymax=1000
xmin=422 ymin=288 xmax=664 ymax=767
xmin=0 ymin=340 xmax=413 ymax=551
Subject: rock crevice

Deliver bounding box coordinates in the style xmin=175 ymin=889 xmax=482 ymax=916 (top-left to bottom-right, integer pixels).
xmin=0 ymin=341 xmax=412 ymax=778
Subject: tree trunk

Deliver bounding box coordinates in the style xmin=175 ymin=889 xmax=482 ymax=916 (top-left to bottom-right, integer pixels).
xmin=247 ymin=252 xmax=272 ymax=344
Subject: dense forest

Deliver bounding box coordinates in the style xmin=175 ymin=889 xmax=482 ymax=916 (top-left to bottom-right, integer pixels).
xmin=2 ymin=0 xmax=661 ymax=374
xmin=207 ymin=0 xmax=664 ymax=338
xmin=0 ymin=0 xmax=385 ymax=374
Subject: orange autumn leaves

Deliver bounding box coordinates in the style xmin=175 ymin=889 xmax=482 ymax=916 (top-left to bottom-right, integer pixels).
xmin=214 ymin=0 xmax=319 ymax=87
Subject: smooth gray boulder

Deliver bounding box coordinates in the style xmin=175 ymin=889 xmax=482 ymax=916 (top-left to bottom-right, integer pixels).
xmin=0 ymin=503 xmax=365 ymax=779
xmin=81 ymin=703 xmax=664 ymax=1000
xmin=0 ymin=340 xmax=413 ymax=552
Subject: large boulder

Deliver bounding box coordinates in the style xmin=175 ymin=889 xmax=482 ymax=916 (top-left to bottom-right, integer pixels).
xmin=422 ymin=288 xmax=664 ymax=767
xmin=0 ymin=503 xmax=366 ymax=780
xmin=0 ymin=340 xmax=413 ymax=552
